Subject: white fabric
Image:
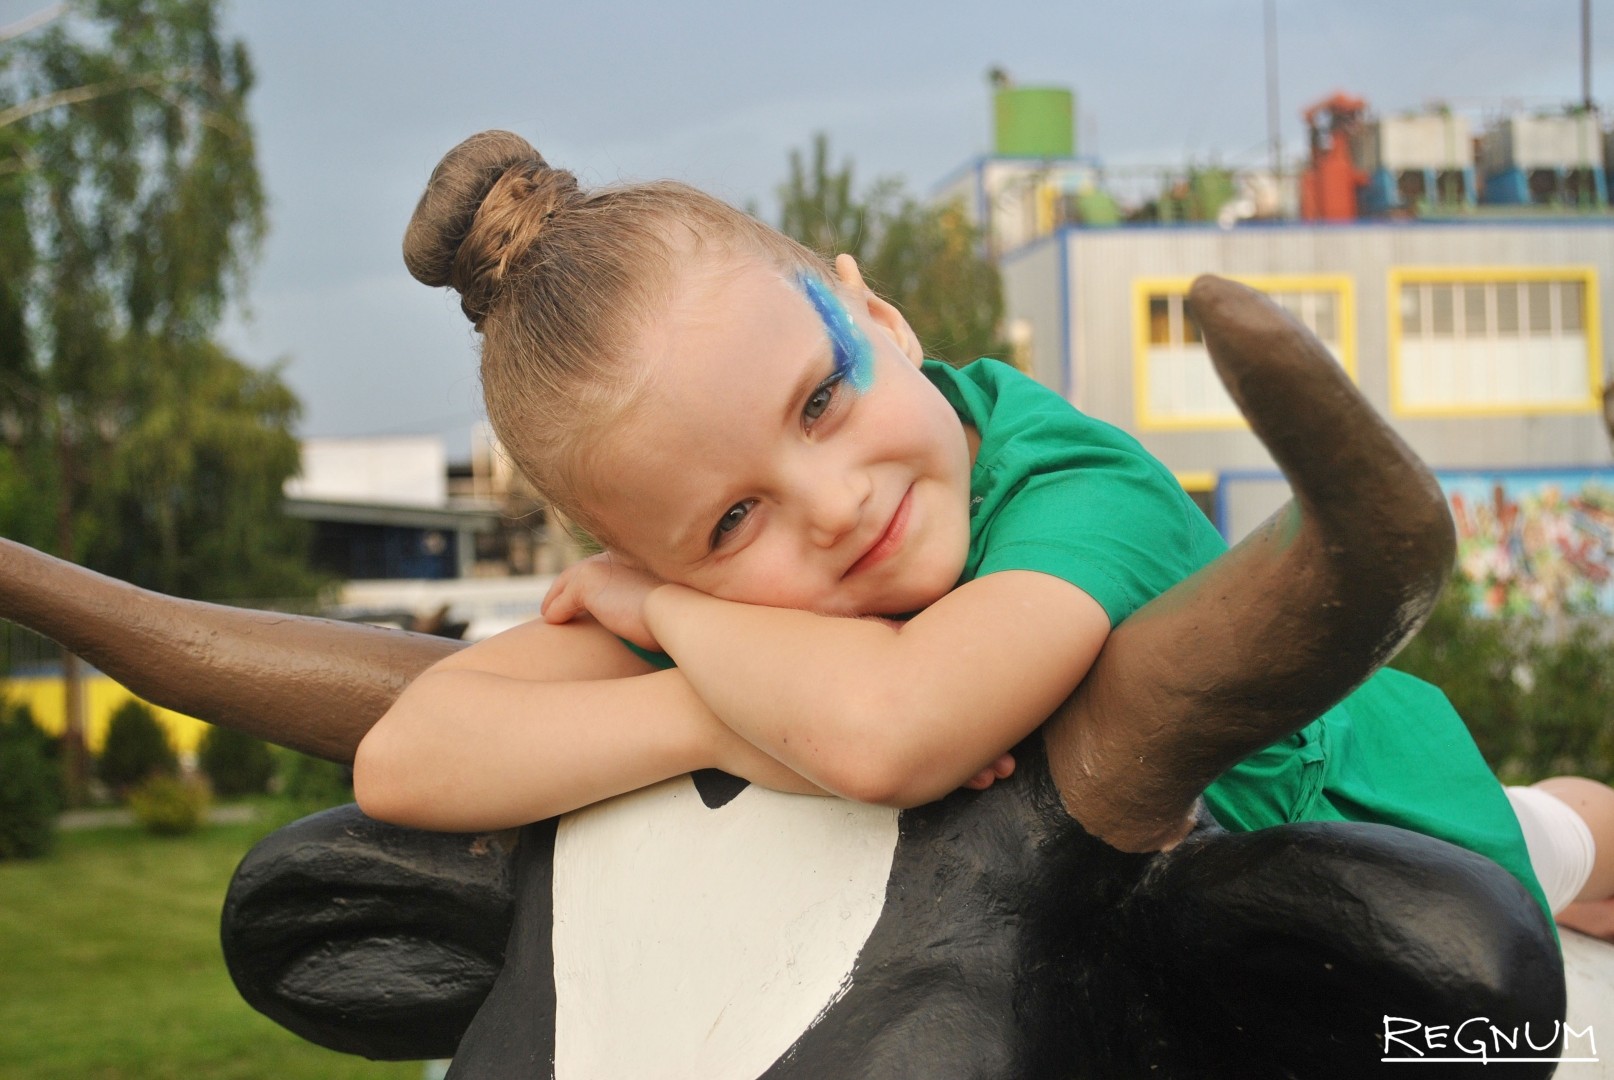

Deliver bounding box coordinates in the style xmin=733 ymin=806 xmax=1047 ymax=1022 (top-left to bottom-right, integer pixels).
xmin=1506 ymin=784 xmax=1598 ymax=914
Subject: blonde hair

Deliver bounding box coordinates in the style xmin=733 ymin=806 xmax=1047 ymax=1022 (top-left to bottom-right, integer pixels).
xmin=403 ymin=130 xmax=832 ymax=538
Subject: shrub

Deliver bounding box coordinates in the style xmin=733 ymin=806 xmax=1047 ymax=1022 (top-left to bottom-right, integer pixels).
xmin=128 ymin=774 xmax=210 ymax=836
xmin=1393 ymin=577 xmax=1527 ymax=777
xmin=198 ymin=724 xmax=275 ymax=797
xmin=1518 ymin=622 xmax=1614 ymax=781
xmin=97 ymin=699 xmax=178 ymax=797
xmin=1394 ymin=574 xmax=1614 ymax=784
xmin=277 ymin=747 xmax=354 ymax=807
xmin=0 ymin=701 xmax=60 ymax=859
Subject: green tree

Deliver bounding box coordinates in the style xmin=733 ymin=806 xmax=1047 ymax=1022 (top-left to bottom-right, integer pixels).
xmin=0 ymin=1 xmax=322 ymax=798
xmin=777 ymin=133 xmax=1011 ymax=367
xmin=96 ymin=698 xmax=178 ymax=797
xmin=0 ymin=700 xmax=60 ymax=859
xmin=1391 ymin=577 xmax=1525 ymax=776
xmin=1392 ymin=575 xmax=1614 ymax=784
xmin=197 ymin=722 xmax=273 ymax=797
xmin=779 ymin=133 xmax=876 ymax=262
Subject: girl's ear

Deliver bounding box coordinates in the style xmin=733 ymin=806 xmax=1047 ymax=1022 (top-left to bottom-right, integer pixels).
xmin=833 ymin=254 xmax=924 ymax=367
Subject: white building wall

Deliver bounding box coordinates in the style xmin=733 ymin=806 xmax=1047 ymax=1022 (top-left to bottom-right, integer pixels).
xmin=998 ymin=235 xmax=1065 ymax=393
xmin=1004 ymin=222 xmax=1614 ymax=540
xmin=285 ymin=436 xmax=448 ymax=507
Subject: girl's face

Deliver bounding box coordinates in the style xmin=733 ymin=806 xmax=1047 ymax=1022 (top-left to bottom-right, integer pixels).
xmin=582 ymin=255 xmax=974 ymax=618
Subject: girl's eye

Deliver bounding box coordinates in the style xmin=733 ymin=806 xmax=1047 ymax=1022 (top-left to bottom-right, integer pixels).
xmin=712 ymin=500 xmax=753 ymax=548
xmin=803 ymin=372 xmax=844 ymax=425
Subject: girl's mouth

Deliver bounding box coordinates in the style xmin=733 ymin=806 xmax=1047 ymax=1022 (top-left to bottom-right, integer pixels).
xmin=846 ymin=486 xmax=912 ymax=578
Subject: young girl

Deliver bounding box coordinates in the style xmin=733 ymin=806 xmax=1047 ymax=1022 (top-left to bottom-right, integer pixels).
xmin=353 ymin=129 xmax=1614 ymax=927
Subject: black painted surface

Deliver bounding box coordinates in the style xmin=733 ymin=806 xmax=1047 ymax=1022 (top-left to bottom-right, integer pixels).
xmin=223 ymin=737 xmax=1565 ymax=1078
xmin=221 ymin=806 xmax=517 ymax=1061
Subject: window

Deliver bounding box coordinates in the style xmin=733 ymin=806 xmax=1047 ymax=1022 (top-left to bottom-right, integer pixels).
xmin=1390 ymin=268 xmax=1600 ymax=416
xmin=1134 ymin=276 xmax=1356 ymax=429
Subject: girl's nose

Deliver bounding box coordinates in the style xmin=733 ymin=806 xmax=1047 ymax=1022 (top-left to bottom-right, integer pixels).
xmin=805 ymin=473 xmax=869 ymax=548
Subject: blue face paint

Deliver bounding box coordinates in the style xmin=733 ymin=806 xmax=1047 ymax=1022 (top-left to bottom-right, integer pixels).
xmin=799 ymin=273 xmax=875 ymax=394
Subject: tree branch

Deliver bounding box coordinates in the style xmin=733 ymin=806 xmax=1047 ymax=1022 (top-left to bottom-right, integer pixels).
xmin=0 ymin=68 xmax=198 ymax=130
xmin=0 ymin=3 xmax=65 ymax=45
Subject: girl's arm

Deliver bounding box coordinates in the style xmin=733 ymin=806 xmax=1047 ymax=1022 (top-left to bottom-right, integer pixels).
xmin=545 ymin=564 xmax=1110 ymax=807
xmin=353 ymin=615 xmax=823 ymax=832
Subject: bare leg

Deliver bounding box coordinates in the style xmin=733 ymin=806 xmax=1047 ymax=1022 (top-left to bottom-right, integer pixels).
xmin=1536 ymin=776 xmax=1614 ymax=939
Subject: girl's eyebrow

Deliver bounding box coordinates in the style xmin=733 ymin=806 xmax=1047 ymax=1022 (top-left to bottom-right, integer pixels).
xmin=798 ymin=273 xmax=874 ymax=393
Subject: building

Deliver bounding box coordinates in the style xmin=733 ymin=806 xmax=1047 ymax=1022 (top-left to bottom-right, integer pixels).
xmin=286 ymin=430 xmax=588 ymax=640
xmin=285 ymin=435 xmax=500 ymax=582
xmin=948 ymin=87 xmax=1614 ymax=617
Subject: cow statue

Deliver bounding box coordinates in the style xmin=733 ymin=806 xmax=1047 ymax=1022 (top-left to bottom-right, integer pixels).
xmin=0 ymin=279 xmax=1567 ymax=1078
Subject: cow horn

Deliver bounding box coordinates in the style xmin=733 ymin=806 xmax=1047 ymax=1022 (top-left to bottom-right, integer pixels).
xmin=1044 ymin=275 xmax=1455 ymax=851
xmin=0 ymin=543 xmax=459 ymax=763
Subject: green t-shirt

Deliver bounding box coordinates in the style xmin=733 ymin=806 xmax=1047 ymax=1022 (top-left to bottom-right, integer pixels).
xmin=619 ymin=356 xmax=1547 ymax=918
xmin=926 ymin=358 xmax=1547 ymax=920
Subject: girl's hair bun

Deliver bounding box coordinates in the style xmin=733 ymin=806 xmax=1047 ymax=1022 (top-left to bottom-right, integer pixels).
xmin=403 ymin=129 xmax=580 ymax=326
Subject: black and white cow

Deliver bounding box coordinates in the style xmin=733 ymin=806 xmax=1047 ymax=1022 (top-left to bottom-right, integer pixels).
xmin=222 ymin=748 xmax=1561 ymax=1079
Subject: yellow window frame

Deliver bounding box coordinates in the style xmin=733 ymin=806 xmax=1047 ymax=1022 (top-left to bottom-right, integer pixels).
xmin=1132 ymin=274 xmax=1358 ymax=431
xmin=1387 ymin=265 xmax=1602 ymax=418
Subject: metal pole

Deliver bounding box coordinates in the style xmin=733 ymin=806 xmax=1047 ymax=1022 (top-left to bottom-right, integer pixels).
xmin=1266 ymin=0 xmax=1282 ymax=181
xmin=1583 ymin=0 xmax=1593 ymax=111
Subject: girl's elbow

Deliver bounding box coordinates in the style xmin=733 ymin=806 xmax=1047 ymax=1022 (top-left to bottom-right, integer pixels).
xmin=815 ymin=705 xmax=973 ymax=808
xmin=831 ymin=766 xmax=943 ymax=809
xmin=815 ymin=725 xmax=927 ymax=806
xmin=352 ymin=728 xmax=418 ymax=826
xmin=827 ymin=761 xmax=909 ymax=807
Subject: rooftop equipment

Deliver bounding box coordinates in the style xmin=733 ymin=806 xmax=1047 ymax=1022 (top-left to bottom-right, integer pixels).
xmin=1354 ymin=110 xmax=1475 ymax=213
xmin=1479 ymin=112 xmax=1607 ymax=208
xmin=1300 ymin=93 xmax=1367 ymax=222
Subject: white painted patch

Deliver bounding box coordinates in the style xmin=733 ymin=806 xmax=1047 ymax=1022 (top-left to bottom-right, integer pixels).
xmin=552 ymin=775 xmax=899 ymax=1080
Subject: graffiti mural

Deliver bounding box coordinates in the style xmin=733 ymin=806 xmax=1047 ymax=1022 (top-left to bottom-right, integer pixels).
xmin=1443 ymin=470 xmax=1614 ymax=616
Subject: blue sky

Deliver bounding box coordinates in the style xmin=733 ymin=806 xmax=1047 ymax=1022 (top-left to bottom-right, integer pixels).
xmin=21 ymin=1 xmax=1614 ymax=456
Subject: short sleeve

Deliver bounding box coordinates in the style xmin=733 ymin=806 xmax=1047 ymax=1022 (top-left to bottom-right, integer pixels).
xmin=974 ymin=445 xmax=1222 ymax=626
xmin=924 ymin=358 xmax=1229 ymax=628
xmin=619 ymin=639 xmax=677 ymax=670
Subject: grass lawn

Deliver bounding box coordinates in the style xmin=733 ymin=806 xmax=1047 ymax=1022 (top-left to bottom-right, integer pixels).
xmin=0 ymin=815 xmax=430 ymax=1080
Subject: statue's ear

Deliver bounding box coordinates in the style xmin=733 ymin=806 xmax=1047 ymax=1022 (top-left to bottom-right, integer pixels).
xmin=1120 ymin=822 xmax=1565 ymax=1077
xmin=220 ymin=805 xmax=519 ymax=1060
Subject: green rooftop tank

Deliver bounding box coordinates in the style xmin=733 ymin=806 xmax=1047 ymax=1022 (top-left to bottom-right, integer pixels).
xmin=994 ymin=87 xmax=1075 ymax=158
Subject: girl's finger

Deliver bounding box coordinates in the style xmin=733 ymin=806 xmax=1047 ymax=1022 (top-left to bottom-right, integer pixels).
xmin=542 ymin=579 xmax=583 ymax=624
xmin=540 ymin=570 xmax=572 ymax=615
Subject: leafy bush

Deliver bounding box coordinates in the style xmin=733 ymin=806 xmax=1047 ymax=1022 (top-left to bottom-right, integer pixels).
xmin=1394 ymin=576 xmax=1614 ymax=784
xmin=1519 ymin=622 xmax=1614 ymax=780
xmin=198 ymin=724 xmax=275 ymax=797
xmin=128 ymin=774 xmax=210 ymax=836
xmin=0 ymin=701 xmax=60 ymax=859
xmin=276 ymin=747 xmax=354 ymax=807
xmin=1392 ymin=578 xmax=1527 ymax=777
xmin=97 ymin=700 xmax=178 ymax=797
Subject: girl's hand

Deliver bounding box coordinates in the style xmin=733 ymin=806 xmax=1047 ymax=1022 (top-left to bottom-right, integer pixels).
xmin=961 ymin=752 xmax=1016 ymax=791
xmin=542 ymin=553 xmax=666 ymax=652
